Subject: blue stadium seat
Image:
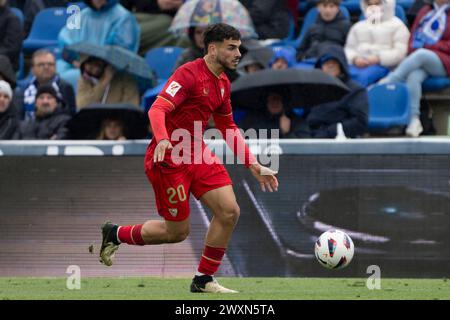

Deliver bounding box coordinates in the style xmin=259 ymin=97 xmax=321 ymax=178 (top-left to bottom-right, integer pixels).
xmin=396 ymin=0 xmax=414 ymax=11
xmin=144 ymin=46 xmax=184 ymax=82
xmin=359 ymin=4 xmax=407 ymax=23
xmin=341 ymin=0 xmax=361 ymax=13
xmin=423 ymin=77 xmax=450 ymax=91
xmin=141 ymin=82 xmax=165 ymax=113
xmin=368 ymin=83 xmax=411 ymax=129
xmin=10 ymin=7 xmax=24 ymax=24
xmin=291 ymin=6 xmax=350 ymax=49
xmin=23 ymin=7 xmax=69 ymax=53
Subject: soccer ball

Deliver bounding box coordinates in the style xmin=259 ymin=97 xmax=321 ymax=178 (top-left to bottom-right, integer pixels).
xmin=314 ymin=230 xmax=354 ymax=269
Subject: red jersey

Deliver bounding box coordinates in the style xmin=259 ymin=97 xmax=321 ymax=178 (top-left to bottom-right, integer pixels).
xmin=158 ymin=58 xmax=231 ymax=140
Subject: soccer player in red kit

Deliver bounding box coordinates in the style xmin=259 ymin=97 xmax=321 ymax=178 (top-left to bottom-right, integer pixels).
xmin=99 ymin=23 xmax=278 ymax=293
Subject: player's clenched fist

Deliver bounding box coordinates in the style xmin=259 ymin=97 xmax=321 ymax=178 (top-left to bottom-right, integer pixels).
xmin=153 ymin=139 xmax=173 ymax=163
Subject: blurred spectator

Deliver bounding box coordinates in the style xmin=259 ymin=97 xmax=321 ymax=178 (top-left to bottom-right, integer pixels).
xmin=120 ymin=0 xmax=189 ymax=55
xmin=240 ymin=89 xmax=302 ymax=138
xmin=292 ymin=45 xmax=369 ymax=138
xmin=14 ymin=49 xmax=76 ymax=119
xmin=57 ymin=0 xmax=140 ymax=80
xmin=407 ymin=0 xmax=429 ymax=26
xmin=0 ymin=55 xmax=16 ymax=89
xmin=15 ymin=84 xmax=71 ymax=139
xmin=76 ymin=56 xmax=140 ymax=109
xmin=286 ymin=0 xmax=299 ymax=32
xmin=97 ymin=117 xmax=126 ymax=140
xmin=380 ymin=0 xmax=450 ymax=137
xmin=345 ymin=0 xmax=410 ymax=69
xmin=239 ymin=0 xmax=290 ymax=40
xmin=0 ymin=80 xmax=18 ymax=139
xmin=0 ymin=0 xmax=23 ymax=71
xmin=22 ymin=0 xmax=70 ymax=38
xmin=297 ymin=0 xmax=350 ymax=61
xmin=174 ymin=26 xmax=206 ymax=69
xmin=237 ymin=53 xmax=265 ymax=74
xmin=270 ymin=46 xmax=296 ymax=70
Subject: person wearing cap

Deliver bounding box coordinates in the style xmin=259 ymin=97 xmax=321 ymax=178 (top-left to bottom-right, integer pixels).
xmin=15 ymin=84 xmax=71 ymax=139
xmin=0 ymin=79 xmax=18 ymax=139
xmin=291 ymin=44 xmax=369 ymax=138
xmin=297 ymin=0 xmax=351 ymax=61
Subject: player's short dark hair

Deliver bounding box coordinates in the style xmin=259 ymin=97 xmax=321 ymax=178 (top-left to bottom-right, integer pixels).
xmin=203 ymin=23 xmax=241 ymax=52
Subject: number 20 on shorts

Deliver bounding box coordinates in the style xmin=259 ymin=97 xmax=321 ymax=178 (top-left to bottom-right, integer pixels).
xmin=167 ymin=185 xmax=187 ymax=204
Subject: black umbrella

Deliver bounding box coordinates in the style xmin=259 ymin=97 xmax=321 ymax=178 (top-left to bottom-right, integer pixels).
xmin=231 ymin=68 xmax=350 ymax=110
xmin=67 ymin=103 xmax=149 ymax=139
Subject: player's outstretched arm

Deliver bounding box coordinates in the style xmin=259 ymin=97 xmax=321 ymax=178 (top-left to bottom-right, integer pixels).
xmin=249 ymin=163 xmax=279 ymax=193
xmin=148 ymin=97 xmax=174 ymax=162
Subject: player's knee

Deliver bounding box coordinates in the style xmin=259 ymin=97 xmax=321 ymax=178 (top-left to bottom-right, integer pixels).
xmin=219 ymin=203 xmax=240 ymax=226
xmin=167 ymin=228 xmax=190 ymax=243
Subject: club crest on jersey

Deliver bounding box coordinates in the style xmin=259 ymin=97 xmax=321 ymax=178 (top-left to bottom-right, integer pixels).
xmin=202 ymin=87 xmax=209 ymax=96
xmin=169 ymin=208 xmax=178 ymax=217
xmin=166 ymin=81 xmax=182 ymax=97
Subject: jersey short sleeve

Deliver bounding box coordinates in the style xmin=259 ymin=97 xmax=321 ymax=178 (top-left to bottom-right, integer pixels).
xmin=158 ymin=66 xmax=196 ymax=108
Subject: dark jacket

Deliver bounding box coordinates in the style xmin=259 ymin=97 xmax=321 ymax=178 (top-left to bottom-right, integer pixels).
xmin=120 ymin=0 xmax=178 ymax=16
xmin=14 ymin=76 xmax=77 ymax=119
xmin=174 ymin=45 xmax=203 ymax=69
xmin=241 ymin=110 xmax=303 ymax=138
xmin=297 ymin=10 xmax=351 ymax=60
xmin=15 ymin=106 xmax=71 ymax=139
xmin=239 ymin=0 xmax=290 ymax=40
xmin=0 ymin=3 xmax=23 ymax=71
xmin=293 ymin=45 xmax=369 ymax=138
xmin=0 ymin=54 xmax=16 ymax=89
xmin=0 ymin=103 xmax=19 ymax=140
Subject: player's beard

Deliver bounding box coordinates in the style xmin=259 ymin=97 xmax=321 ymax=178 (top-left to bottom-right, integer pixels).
xmin=217 ymin=55 xmax=239 ymax=71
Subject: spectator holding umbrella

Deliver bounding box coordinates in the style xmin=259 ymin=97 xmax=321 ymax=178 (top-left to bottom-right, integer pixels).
xmin=76 ymin=56 xmax=140 ymax=109
xmin=57 ymin=0 xmax=140 ymax=84
xmin=0 ymin=79 xmax=18 ymax=139
xmin=240 ymin=88 xmax=302 ymax=138
xmin=15 ymin=84 xmax=71 ymax=139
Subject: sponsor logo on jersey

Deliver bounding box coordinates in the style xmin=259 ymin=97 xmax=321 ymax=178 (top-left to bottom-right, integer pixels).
xmin=169 ymin=208 xmax=178 ymax=217
xmin=166 ymin=81 xmax=182 ymax=97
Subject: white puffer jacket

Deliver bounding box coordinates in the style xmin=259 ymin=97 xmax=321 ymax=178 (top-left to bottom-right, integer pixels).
xmin=344 ymin=0 xmax=410 ymax=67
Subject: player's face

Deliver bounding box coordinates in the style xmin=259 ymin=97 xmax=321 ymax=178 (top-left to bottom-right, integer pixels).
xmin=216 ymin=39 xmax=242 ymax=70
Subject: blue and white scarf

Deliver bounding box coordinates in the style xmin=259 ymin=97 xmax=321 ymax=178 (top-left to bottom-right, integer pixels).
xmin=412 ymin=3 xmax=450 ymax=49
xmin=23 ymin=75 xmax=62 ymax=120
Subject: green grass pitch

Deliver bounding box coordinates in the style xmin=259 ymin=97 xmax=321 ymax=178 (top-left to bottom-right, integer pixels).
xmin=0 ymin=277 xmax=449 ymax=300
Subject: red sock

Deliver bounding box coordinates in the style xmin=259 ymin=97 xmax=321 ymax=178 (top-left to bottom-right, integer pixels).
xmin=118 ymin=224 xmax=145 ymax=246
xmin=197 ymin=245 xmax=226 ymax=276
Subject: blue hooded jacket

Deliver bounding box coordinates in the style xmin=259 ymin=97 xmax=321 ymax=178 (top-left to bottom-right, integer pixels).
xmin=58 ymin=0 xmax=140 ymax=52
xmin=295 ymin=44 xmax=369 ymax=138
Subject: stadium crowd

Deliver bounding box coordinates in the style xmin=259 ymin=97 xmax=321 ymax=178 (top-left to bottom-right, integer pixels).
xmin=0 ymin=0 xmax=449 ymax=140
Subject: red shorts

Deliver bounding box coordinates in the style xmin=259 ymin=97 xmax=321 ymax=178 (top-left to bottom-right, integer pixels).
xmin=145 ymin=150 xmax=232 ymax=221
